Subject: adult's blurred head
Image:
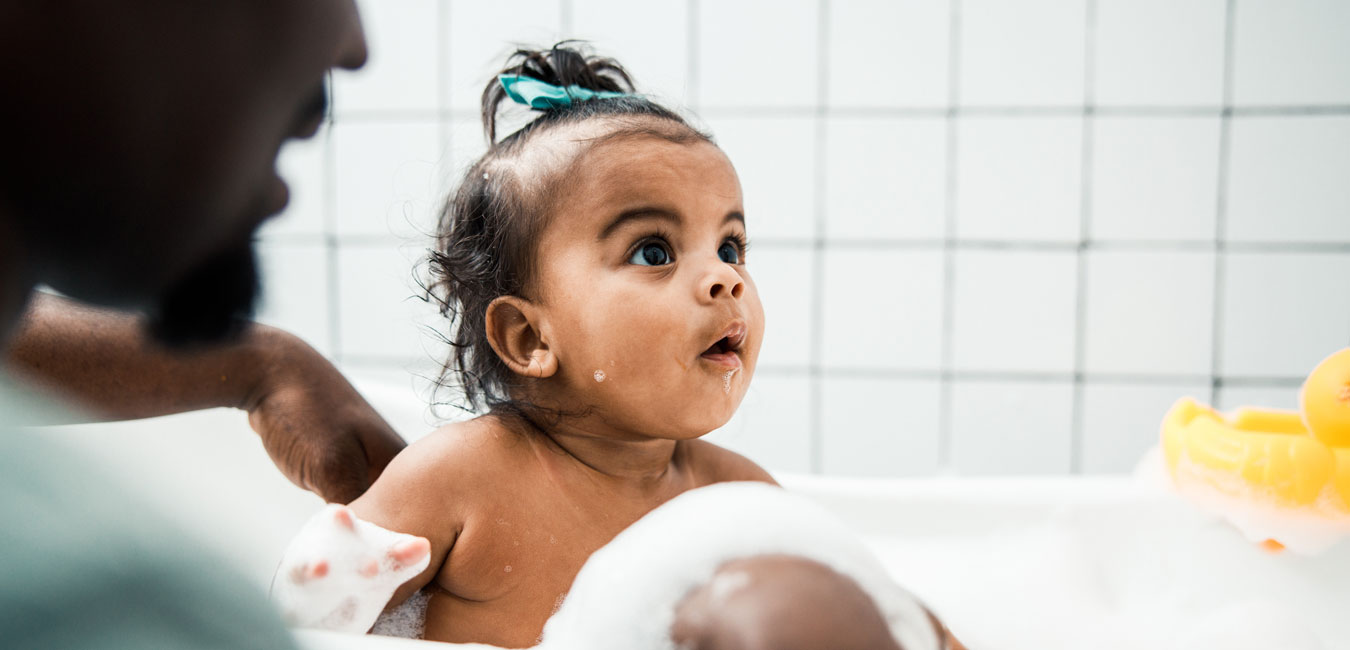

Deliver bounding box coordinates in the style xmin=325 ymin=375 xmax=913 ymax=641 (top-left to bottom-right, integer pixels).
xmin=0 ymin=1 xmax=367 ymax=344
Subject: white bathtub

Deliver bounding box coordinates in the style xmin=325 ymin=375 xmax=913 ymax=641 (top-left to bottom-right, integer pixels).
xmin=41 ymin=375 xmax=1350 ymax=650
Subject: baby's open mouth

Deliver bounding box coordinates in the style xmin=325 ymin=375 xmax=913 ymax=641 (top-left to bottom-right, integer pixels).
xmin=699 ymin=323 xmax=746 ymax=368
xmin=703 ymin=337 xmax=734 ymax=355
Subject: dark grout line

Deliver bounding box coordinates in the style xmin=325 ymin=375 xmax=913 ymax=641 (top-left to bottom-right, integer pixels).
xmin=807 ymin=0 xmax=831 ymax=475
xmin=329 ymin=111 xmax=445 ymax=124
xmin=322 ymin=73 xmax=343 ymax=362
xmin=437 ymin=0 xmax=450 ymax=118
xmin=687 ymin=0 xmax=700 ymax=111
xmin=392 ymin=104 xmax=1350 ymax=122
xmin=743 ymin=238 xmax=1350 ymax=252
xmin=937 ymin=0 xmax=963 ymax=473
xmin=559 ymin=0 xmax=573 ymax=36
xmin=756 ymin=365 xmax=1261 ymax=385
xmin=1209 ymin=0 xmax=1238 ymax=407
xmin=1231 ymin=105 xmax=1350 ymax=116
xmin=1069 ymin=0 xmax=1098 ymax=475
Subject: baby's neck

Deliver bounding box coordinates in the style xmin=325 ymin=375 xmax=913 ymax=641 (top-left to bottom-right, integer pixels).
xmin=518 ymin=414 xmax=684 ymax=491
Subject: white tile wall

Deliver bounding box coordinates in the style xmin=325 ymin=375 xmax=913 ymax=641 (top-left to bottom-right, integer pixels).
xmin=1082 ymin=251 xmax=1215 ymax=376
xmin=951 ymin=250 xmax=1078 ymax=373
xmin=1093 ymin=0 xmax=1226 ymax=107
xmin=949 ymin=380 xmax=1074 ymax=475
xmin=750 ymin=248 xmax=813 ymax=369
xmin=821 ymin=377 xmax=941 ymax=476
xmin=335 ymin=244 xmax=446 ymax=363
xmin=824 ymin=117 xmax=947 ymax=241
xmin=571 ymin=0 xmax=691 ymax=103
xmin=1080 ymin=381 xmax=1209 ymax=473
xmin=333 ymin=0 xmax=440 ymax=115
xmin=444 ymin=0 xmax=563 ymax=112
xmin=706 ymin=116 xmax=817 ymax=241
xmin=332 ymin=120 xmax=444 ymax=239
xmin=255 ymin=0 xmax=1350 ymax=478
xmin=261 ymin=135 xmax=327 ymax=238
xmin=697 ymin=0 xmax=819 ymax=109
xmin=959 ymin=0 xmax=1087 ymax=106
xmin=1218 ymin=252 xmax=1350 ymax=378
xmin=446 ymin=118 xmax=490 ymax=184
xmin=827 ymin=0 xmax=950 ymax=109
xmin=1214 ymin=384 xmax=1302 ymax=412
xmin=254 ymin=242 xmax=333 ymax=356
xmin=707 ymin=374 xmax=814 ymax=474
xmin=1089 ymin=116 xmax=1221 ymax=242
xmin=1226 ymin=116 xmax=1350 ymax=243
xmin=1232 ymin=0 xmax=1350 ymax=106
xmin=955 ymin=117 xmax=1083 ymax=242
xmin=822 ymin=249 xmax=944 ymax=371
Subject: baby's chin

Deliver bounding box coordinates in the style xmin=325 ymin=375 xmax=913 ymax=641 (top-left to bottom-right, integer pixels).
xmin=647 ymin=403 xmax=745 ymax=441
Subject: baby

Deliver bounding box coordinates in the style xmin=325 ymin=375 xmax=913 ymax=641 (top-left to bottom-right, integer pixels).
xmin=275 ymin=45 xmax=961 ymax=649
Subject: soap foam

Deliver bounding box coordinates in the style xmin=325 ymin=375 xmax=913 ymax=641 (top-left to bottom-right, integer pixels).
xmin=858 ymin=462 xmax=1350 ymax=650
xmin=272 ymin=505 xmax=430 ymax=636
xmin=540 ymin=482 xmax=942 ymax=650
xmin=1167 ymin=451 xmax=1350 ymax=555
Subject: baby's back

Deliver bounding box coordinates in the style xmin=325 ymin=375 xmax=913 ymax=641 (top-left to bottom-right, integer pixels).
xmin=350 ymin=415 xmax=774 ymax=647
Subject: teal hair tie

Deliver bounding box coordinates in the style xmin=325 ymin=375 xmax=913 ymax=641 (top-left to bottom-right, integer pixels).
xmin=498 ymin=74 xmax=628 ymax=110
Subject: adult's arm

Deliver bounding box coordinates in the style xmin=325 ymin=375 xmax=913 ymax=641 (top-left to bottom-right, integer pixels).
xmin=4 ymin=292 xmax=406 ymax=504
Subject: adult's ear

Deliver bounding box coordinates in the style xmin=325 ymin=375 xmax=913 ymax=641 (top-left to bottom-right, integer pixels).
xmin=484 ymin=296 xmax=557 ymax=379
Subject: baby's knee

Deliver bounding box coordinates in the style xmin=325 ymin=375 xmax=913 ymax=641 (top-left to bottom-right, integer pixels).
xmin=670 ymin=554 xmax=902 ymax=650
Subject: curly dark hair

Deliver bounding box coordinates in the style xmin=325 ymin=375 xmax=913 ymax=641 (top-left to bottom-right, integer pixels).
xmin=426 ymin=43 xmax=712 ymax=416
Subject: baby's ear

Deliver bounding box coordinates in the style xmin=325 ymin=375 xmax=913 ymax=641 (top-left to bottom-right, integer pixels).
xmin=484 ymin=296 xmax=557 ymax=379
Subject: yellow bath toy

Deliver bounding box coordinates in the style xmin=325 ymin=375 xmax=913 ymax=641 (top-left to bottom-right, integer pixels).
xmin=1301 ymin=347 xmax=1350 ymax=448
xmin=1161 ymin=348 xmax=1350 ymax=554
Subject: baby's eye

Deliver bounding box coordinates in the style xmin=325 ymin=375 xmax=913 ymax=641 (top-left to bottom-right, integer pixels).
xmin=717 ymin=241 xmax=741 ymax=264
xmin=629 ymin=241 xmax=672 ymax=266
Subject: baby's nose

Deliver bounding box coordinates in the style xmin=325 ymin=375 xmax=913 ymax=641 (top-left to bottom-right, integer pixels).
xmin=703 ymin=267 xmax=745 ymax=302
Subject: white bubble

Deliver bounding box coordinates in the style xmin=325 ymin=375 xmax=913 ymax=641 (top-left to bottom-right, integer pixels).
xmin=594 ymin=370 xmax=606 ymax=382
xmin=722 ymin=368 xmax=739 ymax=393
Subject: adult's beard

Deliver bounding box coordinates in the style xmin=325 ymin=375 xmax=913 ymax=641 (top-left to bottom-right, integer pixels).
xmin=146 ymin=243 xmax=260 ymax=348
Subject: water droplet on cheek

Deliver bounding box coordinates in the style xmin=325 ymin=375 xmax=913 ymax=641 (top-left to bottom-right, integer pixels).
xmin=594 ymin=370 xmax=606 ymax=382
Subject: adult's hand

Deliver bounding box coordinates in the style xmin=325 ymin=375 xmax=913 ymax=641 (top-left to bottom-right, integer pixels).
xmin=7 ymin=293 xmax=407 ymax=503
xmin=241 ymin=328 xmax=407 ymax=503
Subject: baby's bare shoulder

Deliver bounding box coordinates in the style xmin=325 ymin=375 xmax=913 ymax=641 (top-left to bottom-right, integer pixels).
xmin=678 ymin=439 xmax=778 ymax=486
xmin=384 ymin=416 xmax=530 ymax=488
xmin=350 ymin=416 xmax=526 ymax=528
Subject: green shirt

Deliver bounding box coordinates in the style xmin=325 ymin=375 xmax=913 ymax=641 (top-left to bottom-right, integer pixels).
xmin=0 ymin=374 xmax=299 ymax=649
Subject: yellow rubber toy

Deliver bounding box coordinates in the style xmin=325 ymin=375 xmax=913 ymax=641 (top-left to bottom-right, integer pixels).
xmin=1301 ymin=348 xmax=1350 ymax=448
xmin=1160 ymin=348 xmax=1350 ymax=554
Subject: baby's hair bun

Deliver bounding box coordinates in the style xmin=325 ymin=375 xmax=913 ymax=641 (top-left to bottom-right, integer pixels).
xmin=481 ymin=41 xmax=635 ymax=142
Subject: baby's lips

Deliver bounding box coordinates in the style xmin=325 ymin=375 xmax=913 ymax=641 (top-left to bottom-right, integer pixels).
xmin=723 ymin=321 xmax=747 ymax=351
xmin=703 ymin=319 xmax=748 ymax=355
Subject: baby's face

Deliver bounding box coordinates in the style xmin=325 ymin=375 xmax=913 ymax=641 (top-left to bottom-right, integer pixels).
xmin=530 ymin=135 xmax=763 ymax=440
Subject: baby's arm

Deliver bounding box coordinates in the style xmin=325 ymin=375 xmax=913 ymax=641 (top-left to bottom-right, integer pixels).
xmin=273 ymin=430 xmax=468 ymax=632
